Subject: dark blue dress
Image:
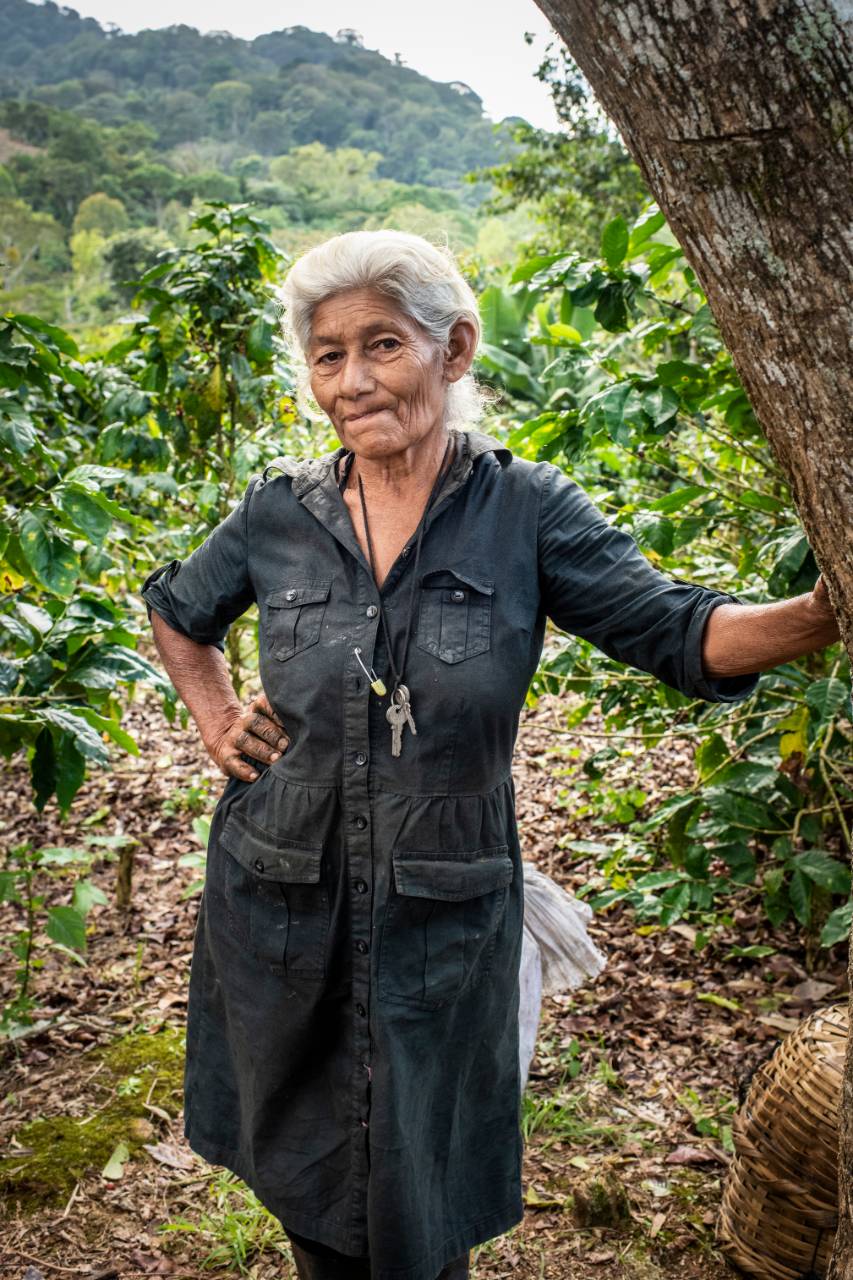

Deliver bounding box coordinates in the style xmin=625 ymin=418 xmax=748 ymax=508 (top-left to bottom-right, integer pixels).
xmin=140 ymin=426 xmax=758 ymax=1280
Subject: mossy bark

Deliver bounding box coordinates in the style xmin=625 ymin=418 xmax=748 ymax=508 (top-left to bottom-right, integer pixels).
xmin=532 ymin=1 xmax=853 ymax=1272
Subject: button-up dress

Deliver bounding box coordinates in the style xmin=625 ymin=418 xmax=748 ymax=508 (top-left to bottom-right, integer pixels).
xmin=140 ymin=426 xmax=759 ymax=1280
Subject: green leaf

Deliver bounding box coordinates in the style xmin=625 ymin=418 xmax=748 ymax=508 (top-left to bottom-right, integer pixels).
xmin=477 ymin=343 xmax=543 ymax=401
xmin=821 ymin=901 xmax=853 ymax=948
xmin=105 ymin=333 xmax=141 ymax=362
xmin=594 ymin=282 xmax=630 ymax=332
xmin=55 ymin=736 xmax=87 ymax=813
xmin=628 ymin=206 xmax=665 ymax=251
xmin=53 ymin=487 xmax=112 ymax=546
xmin=791 ymin=849 xmax=851 ymax=895
xmin=63 ymin=464 xmax=128 ymax=488
xmin=660 ymin=880 xmax=691 ymax=925
xmin=695 ymin=733 xmax=730 ymax=781
xmin=546 ymin=322 xmax=582 ymax=344
xmin=718 ymin=843 xmax=757 ymax=885
xmin=479 ymin=286 xmax=522 ymax=346
xmin=0 ymin=408 xmax=37 ymax=455
xmin=18 ymin=511 xmax=79 ymax=596
xmin=13 ymin=314 xmax=79 ymax=357
xmin=38 ymin=846 xmax=89 ymax=865
xmin=510 ymin=252 xmax=572 ymax=283
xmin=42 ymin=708 xmax=110 ymax=765
xmin=737 ymin=490 xmax=786 ymax=514
xmin=76 ymin=705 xmax=139 ymax=755
xmin=789 ymin=867 xmax=812 ymax=926
xmin=46 ymin=904 xmax=87 ymax=952
xmin=806 ymin=678 xmax=851 ymax=727
xmin=704 ymin=788 xmax=780 ymax=832
xmin=641 ymin=385 xmax=680 ymax=428
xmin=0 ymin=657 xmax=19 ymax=695
xmin=72 ymin=877 xmax=108 ymax=915
xmin=601 ymin=216 xmax=629 ymax=269
xmin=246 ymin=316 xmax=274 ymax=363
xmin=650 ymin=485 xmax=706 ymax=514
xmin=31 ymin=727 xmax=56 ymax=811
xmin=697 ymin=992 xmax=741 ymax=1012
xmin=631 ymin=512 xmax=674 ymax=556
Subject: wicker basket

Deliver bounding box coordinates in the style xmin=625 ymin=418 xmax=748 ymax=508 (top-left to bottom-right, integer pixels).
xmin=717 ymin=1001 xmax=847 ymax=1280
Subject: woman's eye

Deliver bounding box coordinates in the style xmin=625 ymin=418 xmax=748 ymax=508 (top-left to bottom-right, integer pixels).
xmin=317 ymin=351 xmax=340 ymax=365
xmin=374 ymin=338 xmax=400 ymax=352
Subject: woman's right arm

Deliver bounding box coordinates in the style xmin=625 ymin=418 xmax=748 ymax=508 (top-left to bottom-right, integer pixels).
xmin=151 ymin=609 xmax=289 ymax=783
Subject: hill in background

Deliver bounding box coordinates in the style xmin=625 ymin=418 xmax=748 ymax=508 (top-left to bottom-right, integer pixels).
xmin=0 ymin=0 xmax=504 ymax=189
xmin=0 ymin=0 xmax=542 ymax=326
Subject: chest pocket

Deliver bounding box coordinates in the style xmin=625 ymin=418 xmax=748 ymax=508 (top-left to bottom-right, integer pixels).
xmin=415 ymin=568 xmax=494 ymax=664
xmin=378 ymin=846 xmax=513 ymax=1010
xmin=218 ymin=808 xmax=329 ymax=978
xmin=263 ymin=579 xmax=332 ymax=662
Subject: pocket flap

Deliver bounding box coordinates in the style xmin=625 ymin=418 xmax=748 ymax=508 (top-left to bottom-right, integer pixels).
xmin=392 ymin=846 xmax=512 ymax=900
xmin=266 ymin=580 xmax=332 ymax=609
xmin=419 ymin=567 xmax=494 ymax=596
xmin=221 ymin=810 xmax=322 ymax=882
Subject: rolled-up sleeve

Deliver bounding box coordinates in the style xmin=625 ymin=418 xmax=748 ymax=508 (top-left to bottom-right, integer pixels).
xmin=537 ymin=464 xmax=760 ymax=703
xmin=140 ymin=476 xmax=260 ymax=653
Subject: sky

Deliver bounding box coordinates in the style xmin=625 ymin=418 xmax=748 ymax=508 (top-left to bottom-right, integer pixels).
xmin=60 ymin=0 xmax=563 ymax=130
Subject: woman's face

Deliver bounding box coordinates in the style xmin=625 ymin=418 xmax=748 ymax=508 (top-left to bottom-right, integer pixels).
xmin=307 ymin=286 xmax=471 ymax=460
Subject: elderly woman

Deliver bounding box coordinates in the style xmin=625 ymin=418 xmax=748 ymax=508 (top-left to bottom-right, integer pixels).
xmin=141 ymin=230 xmax=841 ymax=1280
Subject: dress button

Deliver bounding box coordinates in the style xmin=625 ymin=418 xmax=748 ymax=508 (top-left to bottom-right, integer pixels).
xmin=355 ymin=939 xmax=368 ymax=953
xmin=451 ymin=589 xmax=465 ymax=602
xmin=286 ymin=588 xmax=298 ymax=601
xmin=366 ymin=604 xmax=378 ymax=618
xmin=354 ymin=878 xmax=368 ymax=894
xmin=355 ymin=751 xmax=367 ymax=766
xmin=354 ymin=814 xmax=367 ymax=829
xmin=356 ymin=1003 xmax=367 ymax=1017
xmin=253 ymin=857 xmax=265 ymax=872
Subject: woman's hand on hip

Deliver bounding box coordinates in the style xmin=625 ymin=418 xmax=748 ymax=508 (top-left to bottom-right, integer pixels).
xmin=205 ymin=691 xmax=290 ymax=782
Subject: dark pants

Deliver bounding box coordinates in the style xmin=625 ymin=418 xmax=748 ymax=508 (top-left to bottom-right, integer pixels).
xmin=284 ymin=1227 xmax=470 ymax=1279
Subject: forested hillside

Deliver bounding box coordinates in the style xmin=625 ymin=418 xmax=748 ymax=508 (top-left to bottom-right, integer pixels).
xmin=0 ymin=0 xmax=501 ymax=185
xmin=0 ymin=0 xmax=516 ymax=325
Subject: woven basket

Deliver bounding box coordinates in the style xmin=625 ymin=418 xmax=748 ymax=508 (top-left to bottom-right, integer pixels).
xmin=717 ymin=1001 xmax=847 ymax=1280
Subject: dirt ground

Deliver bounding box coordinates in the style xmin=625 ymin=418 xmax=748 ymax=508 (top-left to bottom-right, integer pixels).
xmin=0 ymin=678 xmax=847 ymax=1280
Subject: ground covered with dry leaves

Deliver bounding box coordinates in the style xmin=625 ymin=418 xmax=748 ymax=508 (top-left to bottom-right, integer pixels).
xmin=1 ymin=676 xmax=847 ymax=1280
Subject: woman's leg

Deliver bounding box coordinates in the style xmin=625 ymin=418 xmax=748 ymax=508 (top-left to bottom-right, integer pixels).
xmin=284 ymin=1227 xmax=470 ymax=1280
xmin=284 ymin=1228 xmax=371 ymax=1279
xmin=435 ymin=1251 xmax=470 ymax=1279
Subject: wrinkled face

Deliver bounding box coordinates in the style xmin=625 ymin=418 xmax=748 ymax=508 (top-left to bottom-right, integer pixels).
xmin=307 ymin=286 xmax=449 ymax=458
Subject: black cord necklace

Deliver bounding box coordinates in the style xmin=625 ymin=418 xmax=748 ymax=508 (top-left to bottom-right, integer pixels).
xmin=342 ymin=434 xmax=455 ymax=758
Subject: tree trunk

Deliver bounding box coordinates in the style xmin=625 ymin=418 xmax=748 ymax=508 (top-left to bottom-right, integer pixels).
xmin=531 ymin=0 xmax=853 ymax=1270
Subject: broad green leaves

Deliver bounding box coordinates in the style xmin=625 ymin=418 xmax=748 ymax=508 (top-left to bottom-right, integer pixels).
xmin=509 ymin=198 xmax=850 ymax=951
xmin=601 ymin=216 xmax=629 ymax=269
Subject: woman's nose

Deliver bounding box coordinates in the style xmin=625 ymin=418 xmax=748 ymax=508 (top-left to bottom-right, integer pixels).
xmin=336 ymin=352 xmax=375 ymax=398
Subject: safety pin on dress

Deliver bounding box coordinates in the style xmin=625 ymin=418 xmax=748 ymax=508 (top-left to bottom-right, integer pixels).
xmin=353 ymin=646 xmax=387 ymax=696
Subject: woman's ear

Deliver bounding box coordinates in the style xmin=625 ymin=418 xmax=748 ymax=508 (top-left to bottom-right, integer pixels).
xmin=443 ymin=317 xmax=479 ymax=384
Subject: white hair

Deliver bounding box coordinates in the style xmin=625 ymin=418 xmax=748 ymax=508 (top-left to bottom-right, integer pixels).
xmin=274 ymin=229 xmax=486 ymax=428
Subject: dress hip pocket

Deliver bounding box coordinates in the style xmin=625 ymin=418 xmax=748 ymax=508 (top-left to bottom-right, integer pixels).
xmin=218 ymin=808 xmax=329 ymax=978
xmin=378 ymin=846 xmax=513 ymax=1010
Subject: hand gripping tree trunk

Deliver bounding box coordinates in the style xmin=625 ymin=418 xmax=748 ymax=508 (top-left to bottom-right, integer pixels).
xmin=532 ymin=0 xmax=853 ymax=1269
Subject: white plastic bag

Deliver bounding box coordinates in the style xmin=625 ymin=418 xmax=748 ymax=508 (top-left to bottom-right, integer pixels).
xmin=518 ymin=861 xmax=607 ymax=1088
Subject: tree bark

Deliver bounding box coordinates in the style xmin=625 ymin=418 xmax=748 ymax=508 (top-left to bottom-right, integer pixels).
xmin=531 ymin=0 xmax=853 ymax=1271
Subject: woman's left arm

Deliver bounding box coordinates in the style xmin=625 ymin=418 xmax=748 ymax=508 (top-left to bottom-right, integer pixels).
xmin=702 ymin=574 xmax=842 ymax=678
